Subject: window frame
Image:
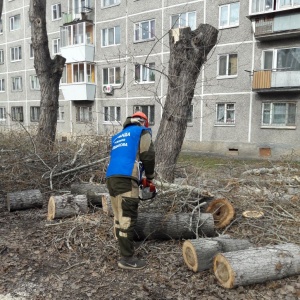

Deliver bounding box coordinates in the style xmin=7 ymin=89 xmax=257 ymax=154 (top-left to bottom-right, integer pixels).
xmin=101 ymin=0 xmax=120 ymax=8
xmin=76 ymin=106 xmax=93 ymax=123
xmin=0 ymin=107 xmax=6 ymax=121
xmin=104 ymin=106 xmax=121 ymax=123
xmin=57 ymin=106 xmax=65 ymax=122
xmin=0 ymin=49 xmax=4 ymax=64
xmin=217 ymin=53 xmax=238 ymax=78
xmin=278 ymin=0 xmax=300 ymax=9
xmin=171 ymin=11 xmax=196 ymax=30
xmin=134 ymin=19 xmax=155 ymax=42
xmin=11 ymin=106 xmax=24 ymax=122
xmin=52 ymin=38 xmax=61 ymax=55
xmin=30 ymin=75 xmax=40 ymax=90
xmin=9 ymin=14 xmax=21 ymax=31
xmin=0 ymin=78 xmax=5 ymax=92
xmin=251 ymin=0 xmax=274 ymax=14
xmin=12 ymin=76 xmax=22 ymax=91
xmin=101 ymin=26 xmax=120 ymax=47
xmin=29 ymin=44 xmax=34 ymax=59
xmin=30 ymin=106 xmax=40 ymax=122
xmin=219 ymin=2 xmax=240 ymax=29
xmin=262 ymin=102 xmax=296 ymax=127
xmin=133 ymin=105 xmax=155 ymax=125
xmin=52 ymin=3 xmax=62 ymax=21
xmin=102 ymin=67 xmax=121 ymax=86
xmin=134 ymin=63 xmax=155 ymax=83
xmin=216 ymin=103 xmax=236 ymax=125
xmin=10 ymin=46 xmax=22 ymax=62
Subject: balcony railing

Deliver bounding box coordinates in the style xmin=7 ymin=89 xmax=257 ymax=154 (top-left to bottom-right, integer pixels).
xmin=252 ymin=69 xmax=300 ymax=92
xmin=62 ymin=6 xmax=93 ymax=24
xmin=254 ymin=12 xmax=300 ymax=40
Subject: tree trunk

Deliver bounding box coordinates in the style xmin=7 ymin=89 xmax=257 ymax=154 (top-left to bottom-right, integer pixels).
xmin=155 ymin=25 xmax=218 ymax=182
xmin=7 ymin=189 xmax=43 ymax=212
xmin=205 ymin=198 xmax=235 ymax=228
xmin=29 ymin=0 xmax=66 ymax=148
xmin=182 ymin=236 xmax=253 ymax=272
xmin=70 ymin=183 xmax=108 ymax=207
xmin=213 ymin=243 xmax=300 ymax=288
xmin=133 ymin=212 xmax=215 ymax=241
xmin=47 ymin=194 xmax=88 ymax=220
xmin=101 ymin=193 xmax=113 ymax=216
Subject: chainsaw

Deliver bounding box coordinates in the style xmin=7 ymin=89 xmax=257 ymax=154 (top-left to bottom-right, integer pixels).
xmin=139 ymin=177 xmax=157 ymax=200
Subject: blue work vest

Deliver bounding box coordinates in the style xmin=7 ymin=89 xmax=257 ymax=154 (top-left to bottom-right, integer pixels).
xmin=106 ymin=125 xmax=151 ymax=178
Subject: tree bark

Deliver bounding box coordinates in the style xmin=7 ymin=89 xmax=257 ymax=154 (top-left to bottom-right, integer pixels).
xmin=7 ymin=189 xmax=43 ymax=212
xmin=182 ymin=236 xmax=253 ymax=272
xmin=155 ymin=24 xmax=218 ymax=182
xmin=47 ymin=194 xmax=88 ymax=220
xmin=70 ymin=183 xmax=108 ymax=207
xmin=101 ymin=193 xmax=113 ymax=216
xmin=213 ymin=243 xmax=300 ymax=288
xmin=29 ymin=0 xmax=66 ymax=148
xmin=205 ymin=198 xmax=235 ymax=228
xmin=133 ymin=212 xmax=215 ymax=241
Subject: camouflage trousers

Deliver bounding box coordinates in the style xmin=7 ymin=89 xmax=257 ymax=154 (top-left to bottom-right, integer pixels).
xmin=109 ymin=181 xmax=140 ymax=257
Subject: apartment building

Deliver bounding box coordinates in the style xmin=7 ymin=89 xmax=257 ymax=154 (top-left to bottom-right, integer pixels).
xmin=0 ymin=0 xmax=300 ymax=160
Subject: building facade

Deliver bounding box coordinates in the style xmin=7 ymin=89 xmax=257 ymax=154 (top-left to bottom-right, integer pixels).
xmin=0 ymin=0 xmax=300 ymax=159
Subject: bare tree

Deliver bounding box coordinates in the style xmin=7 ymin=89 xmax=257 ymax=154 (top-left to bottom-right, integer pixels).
xmin=155 ymin=24 xmax=218 ymax=182
xmin=29 ymin=0 xmax=66 ymax=148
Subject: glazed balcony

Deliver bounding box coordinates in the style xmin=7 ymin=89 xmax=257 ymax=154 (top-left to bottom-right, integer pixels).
xmin=252 ymin=69 xmax=300 ymax=92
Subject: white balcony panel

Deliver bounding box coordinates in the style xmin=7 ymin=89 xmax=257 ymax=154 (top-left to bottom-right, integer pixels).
xmin=272 ymin=71 xmax=300 ymax=88
xmin=61 ymin=83 xmax=96 ymax=100
xmin=274 ymin=13 xmax=300 ymax=32
xmin=61 ymin=44 xmax=94 ymax=63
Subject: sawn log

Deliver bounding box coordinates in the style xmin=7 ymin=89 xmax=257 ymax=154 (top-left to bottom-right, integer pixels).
xmin=182 ymin=235 xmax=253 ymax=272
xmin=213 ymin=243 xmax=300 ymax=288
xmin=133 ymin=212 xmax=215 ymax=240
xmin=7 ymin=189 xmax=43 ymax=212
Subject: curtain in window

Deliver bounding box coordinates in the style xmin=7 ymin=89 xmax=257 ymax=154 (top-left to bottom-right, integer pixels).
xmin=287 ymin=103 xmax=296 ymax=125
xmin=142 ymin=65 xmax=148 ymax=81
xmin=135 ymin=65 xmax=141 ymax=81
xmin=150 ymin=20 xmax=155 ymax=38
xmin=273 ymin=103 xmax=286 ymax=124
xmin=109 ymin=68 xmax=115 ymax=84
xmin=217 ymin=104 xmax=225 ymax=122
xmin=219 ymin=56 xmax=227 ymax=76
xmin=108 ymin=28 xmax=114 ymax=45
xmin=142 ymin=22 xmax=149 ymax=40
xmin=149 ymin=63 xmax=155 ymax=81
xmin=229 ymin=54 xmax=237 ymax=75
xmin=230 ymin=3 xmax=239 ymax=26
xmin=115 ymin=68 xmax=121 ymax=84
xmin=263 ymin=51 xmax=273 ymax=70
xmin=277 ymin=48 xmax=300 ymax=71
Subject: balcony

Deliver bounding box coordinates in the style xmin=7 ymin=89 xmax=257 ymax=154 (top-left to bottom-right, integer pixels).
xmin=249 ymin=7 xmax=300 ymax=41
xmin=252 ymin=70 xmax=300 ymax=92
xmin=61 ymin=83 xmax=96 ymax=101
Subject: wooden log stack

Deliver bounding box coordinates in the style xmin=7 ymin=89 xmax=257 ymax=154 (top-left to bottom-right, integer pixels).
xmin=7 ymin=189 xmax=43 ymax=212
xmin=182 ymin=235 xmax=253 ymax=272
xmin=213 ymin=243 xmax=300 ymax=288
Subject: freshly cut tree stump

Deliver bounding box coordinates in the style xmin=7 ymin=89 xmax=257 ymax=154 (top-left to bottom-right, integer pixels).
xmin=205 ymin=198 xmax=235 ymax=228
xmin=133 ymin=212 xmax=215 ymax=240
xmin=101 ymin=193 xmax=113 ymax=216
xmin=182 ymin=236 xmax=253 ymax=272
xmin=7 ymin=189 xmax=43 ymax=212
xmin=71 ymin=183 xmax=108 ymax=207
xmin=213 ymin=243 xmax=300 ymax=289
xmin=47 ymin=194 xmax=88 ymax=220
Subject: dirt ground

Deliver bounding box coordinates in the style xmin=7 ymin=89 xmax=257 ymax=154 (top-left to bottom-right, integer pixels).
xmin=0 ymin=157 xmax=300 ymax=300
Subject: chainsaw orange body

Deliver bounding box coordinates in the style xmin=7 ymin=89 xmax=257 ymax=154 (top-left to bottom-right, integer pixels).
xmin=139 ymin=178 xmax=157 ymax=200
xmin=141 ymin=178 xmax=156 ymax=192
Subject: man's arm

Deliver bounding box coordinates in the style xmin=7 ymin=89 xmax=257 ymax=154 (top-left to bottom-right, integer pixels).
xmin=139 ymin=131 xmax=155 ymax=180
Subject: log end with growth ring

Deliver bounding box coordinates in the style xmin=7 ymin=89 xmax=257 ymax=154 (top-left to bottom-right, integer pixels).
xmin=47 ymin=196 xmax=56 ymax=221
xmin=182 ymin=240 xmax=198 ymax=272
xmin=205 ymin=198 xmax=235 ymax=228
xmin=213 ymin=253 xmax=235 ymax=289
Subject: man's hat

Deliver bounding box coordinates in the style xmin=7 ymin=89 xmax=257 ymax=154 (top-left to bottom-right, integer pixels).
xmin=132 ymin=111 xmax=149 ymax=127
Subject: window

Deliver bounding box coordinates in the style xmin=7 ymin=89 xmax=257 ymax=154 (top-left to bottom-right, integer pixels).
xmin=102 ymin=26 xmax=120 ymax=47
xmin=0 ymin=79 xmax=5 ymax=91
xmin=278 ymin=0 xmax=300 ymax=9
xmin=76 ymin=106 xmax=92 ymax=122
xmin=30 ymin=75 xmax=40 ymax=90
xmin=187 ymin=105 xmax=193 ymax=124
xmin=104 ymin=106 xmax=121 ymax=122
xmin=251 ymin=0 xmax=274 ymax=13
xmin=171 ymin=12 xmax=196 ymax=30
xmin=30 ymin=106 xmax=40 ymax=122
xmin=135 ymin=63 xmax=155 ymax=83
xmin=103 ymin=67 xmax=121 ymax=85
xmin=10 ymin=46 xmax=22 ymax=61
xmin=102 ymin=0 xmax=120 ymax=8
xmin=263 ymin=48 xmax=300 ymax=71
xmin=262 ymin=102 xmax=296 ymax=126
xmin=12 ymin=77 xmax=22 ymax=91
xmin=75 ymin=0 xmax=92 ymax=13
xmin=0 ymin=107 xmax=6 ymax=121
xmin=58 ymin=106 xmax=65 ymax=121
xmin=218 ymin=54 xmax=238 ymax=77
xmin=0 ymin=19 xmax=3 ymax=34
xmin=29 ymin=44 xmax=34 ymax=58
xmin=52 ymin=4 xmax=61 ymax=20
xmin=134 ymin=20 xmax=155 ymax=42
xmin=216 ymin=103 xmax=235 ymax=124
xmin=61 ymin=23 xmax=93 ymax=47
xmin=52 ymin=38 xmax=61 ymax=55
xmin=10 ymin=15 xmax=20 ymax=31
xmin=0 ymin=50 xmax=4 ymax=64
xmin=62 ymin=63 xmax=95 ymax=83
xmin=219 ymin=2 xmax=240 ymax=28
xmin=11 ymin=106 xmax=23 ymax=122
xmin=133 ymin=105 xmax=154 ymax=125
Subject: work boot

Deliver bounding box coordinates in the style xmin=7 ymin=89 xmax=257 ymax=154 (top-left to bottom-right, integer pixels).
xmin=118 ymin=256 xmax=146 ymax=270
